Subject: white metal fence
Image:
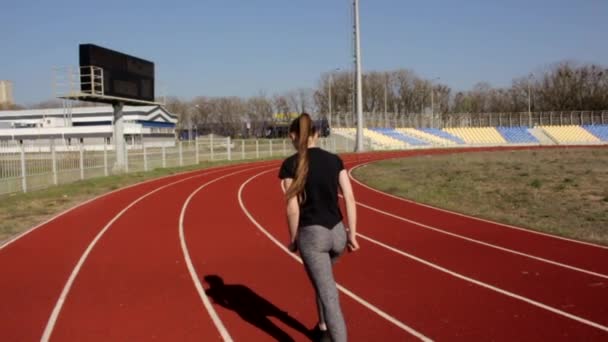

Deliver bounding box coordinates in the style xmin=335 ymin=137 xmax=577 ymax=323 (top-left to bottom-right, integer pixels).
xmin=0 ymin=135 xmax=359 ymax=195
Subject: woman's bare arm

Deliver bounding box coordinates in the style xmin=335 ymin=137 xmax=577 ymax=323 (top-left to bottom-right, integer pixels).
xmin=282 ymin=178 xmax=299 ymax=251
xmin=338 ymin=169 xmax=359 ymax=251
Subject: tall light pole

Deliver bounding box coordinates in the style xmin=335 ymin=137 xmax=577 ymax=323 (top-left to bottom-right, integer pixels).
xmin=188 ymin=104 xmax=201 ymax=140
xmin=384 ymin=72 xmax=388 ymax=128
xmin=528 ymin=73 xmax=533 ymax=126
xmin=430 ymin=77 xmax=440 ymax=128
xmin=354 ymin=0 xmax=364 ymax=152
xmin=328 ymin=68 xmax=340 ymax=128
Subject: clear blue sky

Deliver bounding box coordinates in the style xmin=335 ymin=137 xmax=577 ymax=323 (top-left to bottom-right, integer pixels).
xmin=2 ymin=0 xmax=607 ymax=105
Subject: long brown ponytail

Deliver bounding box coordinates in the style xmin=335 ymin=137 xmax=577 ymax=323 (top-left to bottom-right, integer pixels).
xmin=285 ymin=113 xmax=316 ymax=203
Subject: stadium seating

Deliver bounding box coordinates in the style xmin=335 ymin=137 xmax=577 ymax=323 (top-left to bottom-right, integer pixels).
xmin=331 ymin=127 xmax=356 ymax=141
xmin=496 ymin=127 xmax=539 ymax=144
xmin=443 ymin=127 xmax=507 ymax=145
xmin=364 ymin=129 xmax=406 ymax=149
xmin=332 ymin=127 xmax=404 ymax=150
xmin=396 ymin=128 xmax=458 ymax=146
xmin=417 ymin=128 xmax=466 ymax=145
xmin=333 ymin=125 xmax=606 ymax=150
xmin=372 ymin=128 xmax=429 ymax=146
xmin=582 ymin=125 xmax=608 ymax=142
xmin=539 ymin=125 xmax=601 ymax=144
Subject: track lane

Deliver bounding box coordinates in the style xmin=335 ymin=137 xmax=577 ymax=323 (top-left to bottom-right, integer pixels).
xmin=46 ymin=163 xmax=270 ymax=341
xmin=348 ymin=149 xmax=608 ymax=276
xmin=2 ymin=145 xmax=605 ymax=341
xmin=337 ymin=159 xmax=608 ymax=327
xmin=183 ymin=164 xmax=418 ymax=341
xmin=350 ymin=201 xmax=608 ymax=326
xmin=242 ymin=165 xmax=608 ymax=340
xmin=0 ymin=163 xmax=259 ymax=341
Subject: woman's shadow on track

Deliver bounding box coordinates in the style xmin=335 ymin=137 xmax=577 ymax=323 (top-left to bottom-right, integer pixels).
xmin=204 ymin=275 xmax=313 ymax=341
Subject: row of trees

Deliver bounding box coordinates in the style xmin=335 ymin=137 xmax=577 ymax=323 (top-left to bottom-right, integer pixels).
xmin=4 ymin=60 xmax=606 ymax=136
xmin=316 ymin=61 xmax=608 ymax=115
xmin=451 ymin=63 xmax=608 ymax=113
xmin=163 ymin=61 xmax=607 ymax=135
xmin=164 ymin=91 xmax=316 ymax=137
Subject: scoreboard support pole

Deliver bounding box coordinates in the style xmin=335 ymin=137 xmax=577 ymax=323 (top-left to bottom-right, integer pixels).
xmin=113 ymin=101 xmax=126 ymax=172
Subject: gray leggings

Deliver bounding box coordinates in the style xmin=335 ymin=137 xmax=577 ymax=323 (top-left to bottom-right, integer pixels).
xmin=297 ymin=222 xmax=347 ymax=342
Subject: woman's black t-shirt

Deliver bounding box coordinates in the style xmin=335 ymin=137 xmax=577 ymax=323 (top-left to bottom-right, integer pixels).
xmin=278 ymin=147 xmax=345 ymax=229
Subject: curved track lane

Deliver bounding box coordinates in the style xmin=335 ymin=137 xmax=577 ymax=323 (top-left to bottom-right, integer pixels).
xmin=240 ymin=150 xmax=608 ymax=341
xmin=182 ymin=160 xmax=420 ymax=341
xmin=0 ymin=162 xmax=269 ymax=341
xmin=348 ymin=162 xmax=608 ymax=275
xmin=1 ymin=146 xmax=606 ymax=341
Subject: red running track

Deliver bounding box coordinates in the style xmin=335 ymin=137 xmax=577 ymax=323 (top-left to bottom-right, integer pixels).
xmin=0 ymin=147 xmax=607 ymax=341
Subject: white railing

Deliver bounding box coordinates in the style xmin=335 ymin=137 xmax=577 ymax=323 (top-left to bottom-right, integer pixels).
xmin=0 ymin=136 xmax=360 ymax=195
xmin=53 ymin=65 xmax=104 ymax=98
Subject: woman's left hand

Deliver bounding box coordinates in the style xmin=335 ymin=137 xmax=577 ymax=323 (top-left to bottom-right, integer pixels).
xmin=287 ymin=241 xmax=298 ymax=253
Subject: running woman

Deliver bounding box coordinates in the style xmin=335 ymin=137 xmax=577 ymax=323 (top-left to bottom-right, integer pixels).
xmin=279 ymin=113 xmax=359 ymax=342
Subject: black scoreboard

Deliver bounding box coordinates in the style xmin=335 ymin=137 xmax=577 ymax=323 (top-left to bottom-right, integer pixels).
xmin=79 ymin=44 xmax=155 ymax=103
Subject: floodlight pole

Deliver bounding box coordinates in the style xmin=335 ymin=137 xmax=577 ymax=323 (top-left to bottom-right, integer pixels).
xmin=430 ymin=77 xmax=440 ymax=128
xmin=328 ymin=68 xmax=341 ymax=129
xmin=528 ymin=73 xmax=533 ymax=126
xmin=328 ymin=74 xmax=332 ymax=128
xmin=354 ymin=0 xmax=364 ymax=152
xmin=113 ymin=101 xmax=126 ymax=172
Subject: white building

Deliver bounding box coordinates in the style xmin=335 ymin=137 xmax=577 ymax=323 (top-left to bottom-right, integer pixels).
xmin=0 ymin=81 xmax=14 ymax=105
xmin=0 ymin=105 xmax=177 ymax=148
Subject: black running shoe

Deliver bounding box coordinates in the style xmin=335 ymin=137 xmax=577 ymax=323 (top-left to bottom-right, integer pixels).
xmin=310 ymin=325 xmax=331 ymax=342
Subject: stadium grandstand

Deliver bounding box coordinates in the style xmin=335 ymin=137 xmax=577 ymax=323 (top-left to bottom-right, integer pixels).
xmin=332 ymin=124 xmax=608 ymax=150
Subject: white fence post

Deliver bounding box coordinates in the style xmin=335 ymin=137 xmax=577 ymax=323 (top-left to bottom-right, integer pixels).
xmin=255 ymin=140 xmax=259 ymax=159
xmin=269 ymin=140 xmax=273 ymax=157
xmin=179 ymin=141 xmax=183 ymax=166
xmin=143 ymin=141 xmax=148 ymax=172
xmin=20 ymin=143 xmax=27 ymax=193
xmin=210 ymin=134 xmax=214 ymax=161
xmin=195 ymin=137 xmax=200 ymax=164
xmin=79 ymin=142 xmax=84 ymax=180
xmin=162 ymin=145 xmax=166 ymax=168
xmin=125 ymin=144 xmax=129 ymax=173
xmin=241 ymin=140 xmax=245 ymax=160
xmin=103 ymin=140 xmax=108 ymax=176
xmin=51 ymin=139 xmax=58 ymax=185
xmin=282 ymin=139 xmax=287 ymax=155
xmin=227 ymin=137 xmax=232 ymax=161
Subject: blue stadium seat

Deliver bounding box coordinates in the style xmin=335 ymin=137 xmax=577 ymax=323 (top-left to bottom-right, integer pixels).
xmin=496 ymin=127 xmax=539 ymax=143
xmin=582 ymin=125 xmax=608 ymax=142
xmin=372 ymin=128 xmax=429 ymax=146
xmin=419 ymin=128 xmax=465 ymax=144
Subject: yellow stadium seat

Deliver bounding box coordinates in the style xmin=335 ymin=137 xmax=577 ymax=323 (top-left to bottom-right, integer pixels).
xmin=444 ymin=127 xmax=506 ymax=145
xmin=539 ymin=125 xmax=601 ymax=144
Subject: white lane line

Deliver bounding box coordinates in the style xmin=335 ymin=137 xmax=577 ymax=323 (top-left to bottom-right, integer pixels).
xmin=0 ymin=161 xmax=271 ymax=251
xmin=343 ymin=196 xmax=608 ymax=280
xmin=237 ymin=169 xmax=433 ymax=342
xmin=348 ymin=161 xmax=608 ymax=251
xmin=179 ymin=164 xmax=275 ymax=342
xmin=40 ymin=163 xmax=258 ymax=342
xmin=345 ymin=163 xmax=608 ymax=279
xmin=251 ymin=165 xmax=608 ymax=334
xmin=356 ymin=233 xmax=608 ymax=333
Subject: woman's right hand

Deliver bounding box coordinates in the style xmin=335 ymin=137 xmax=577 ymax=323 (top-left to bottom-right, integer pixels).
xmin=347 ymin=231 xmax=360 ymax=252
